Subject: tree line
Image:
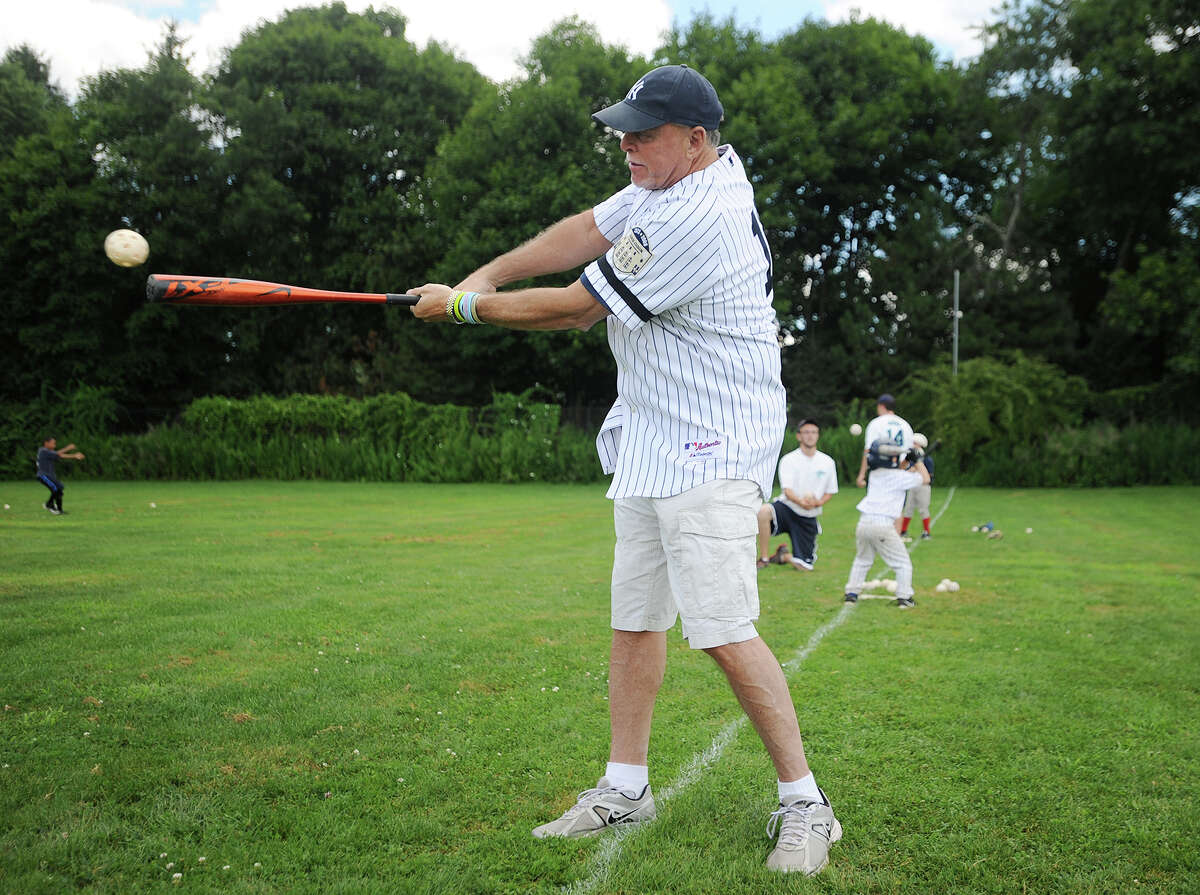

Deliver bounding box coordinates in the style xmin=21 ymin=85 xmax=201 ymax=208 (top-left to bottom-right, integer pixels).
xmin=1 ymin=0 xmax=1196 ymax=437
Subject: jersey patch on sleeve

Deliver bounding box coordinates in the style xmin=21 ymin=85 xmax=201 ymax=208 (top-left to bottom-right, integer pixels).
xmin=611 ymin=227 xmax=652 ymax=275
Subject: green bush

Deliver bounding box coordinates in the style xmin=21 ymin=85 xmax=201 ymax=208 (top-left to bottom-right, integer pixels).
xmin=6 ymin=382 xmax=1196 ymax=487
xmin=0 ymin=384 xmax=121 ymax=480
xmin=899 ymin=352 xmax=1087 ymax=478
xmin=51 ymin=390 xmax=604 ymax=484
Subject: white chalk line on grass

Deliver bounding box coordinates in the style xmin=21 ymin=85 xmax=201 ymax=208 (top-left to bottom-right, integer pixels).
xmin=931 ymin=484 xmax=958 ymax=528
xmin=560 ymin=603 xmax=855 ymax=895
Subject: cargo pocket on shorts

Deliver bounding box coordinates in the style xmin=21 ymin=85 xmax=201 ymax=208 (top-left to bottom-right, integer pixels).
xmin=673 ymin=503 xmax=757 ymax=619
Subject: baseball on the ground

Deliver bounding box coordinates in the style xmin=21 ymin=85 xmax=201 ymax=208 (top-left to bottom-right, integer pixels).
xmin=849 ymin=423 xmax=863 ymax=436
xmin=104 ymin=229 xmax=149 ymax=267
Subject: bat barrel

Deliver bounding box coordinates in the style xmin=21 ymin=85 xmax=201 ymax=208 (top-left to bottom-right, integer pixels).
xmin=146 ymin=274 xmax=419 ymax=307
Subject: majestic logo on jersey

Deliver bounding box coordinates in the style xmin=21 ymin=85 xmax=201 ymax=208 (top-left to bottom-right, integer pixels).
xmin=683 ymin=438 xmax=725 ymax=462
xmin=627 ymin=79 xmax=646 ymax=101
xmin=612 ymin=227 xmax=653 ymax=275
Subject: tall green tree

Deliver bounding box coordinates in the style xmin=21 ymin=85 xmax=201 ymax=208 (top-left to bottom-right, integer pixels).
xmin=0 ymin=45 xmax=67 ymax=155
xmin=413 ymin=18 xmax=644 ymax=409
xmin=208 ymin=3 xmax=485 ymax=397
xmin=74 ymin=24 xmax=238 ymax=417
xmin=0 ymin=48 xmax=124 ymax=409
xmin=977 ymin=0 xmax=1200 ymax=410
xmin=666 ymin=17 xmax=978 ymax=411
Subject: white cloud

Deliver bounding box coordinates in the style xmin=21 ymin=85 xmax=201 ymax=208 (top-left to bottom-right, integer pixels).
xmin=5 ymin=0 xmax=672 ymax=98
xmin=9 ymin=1 xmax=165 ymax=95
xmin=823 ymin=0 xmax=996 ymax=61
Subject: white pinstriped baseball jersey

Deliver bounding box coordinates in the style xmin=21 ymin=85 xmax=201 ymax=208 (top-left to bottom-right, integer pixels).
xmin=580 ymin=145 xmax=786 ymax=501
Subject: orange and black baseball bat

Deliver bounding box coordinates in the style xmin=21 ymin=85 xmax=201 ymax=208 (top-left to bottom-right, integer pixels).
xmin=146 ymin=274 xmax=419 ymax=307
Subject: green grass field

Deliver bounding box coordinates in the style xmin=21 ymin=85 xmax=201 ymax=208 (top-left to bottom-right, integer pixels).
xmin=1 ymin=481 xmax=1198 ymax=894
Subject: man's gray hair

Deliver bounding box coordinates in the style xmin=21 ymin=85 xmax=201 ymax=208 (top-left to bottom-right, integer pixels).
xmin=705 ymin=128 xmax=721 ymax=148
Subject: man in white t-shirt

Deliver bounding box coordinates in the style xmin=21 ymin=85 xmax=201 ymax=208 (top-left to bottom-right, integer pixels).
xmin=757 ymin=419 xmax=838 ymax=570
xmin=408 ymin=64 xmax=839 ymax=876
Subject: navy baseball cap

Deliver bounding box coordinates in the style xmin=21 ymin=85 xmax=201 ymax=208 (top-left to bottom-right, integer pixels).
xmin=592 ymin=64 xmax=723 ymax=133
xmin=877 ymin=394 xmax=896 ymax=409
xmin=796 ymin=418 xmax=820 ymax=430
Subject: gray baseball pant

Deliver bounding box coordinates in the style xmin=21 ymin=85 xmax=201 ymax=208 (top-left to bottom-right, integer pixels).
xmin=845 ymin=514 xmax=913 ymax=599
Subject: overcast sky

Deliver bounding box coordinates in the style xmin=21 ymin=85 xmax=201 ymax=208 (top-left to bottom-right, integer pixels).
xmin=8 ymin=0 xmax=1000 ymax=98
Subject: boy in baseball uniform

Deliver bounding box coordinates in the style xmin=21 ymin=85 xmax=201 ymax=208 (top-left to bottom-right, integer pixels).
xmin=900 ymin=433 xmax=934 ymax=541
xmin=844 ymin=448 xmax=929 ymax=609
xmin=855 ymin=393 xmax=913 ymax=490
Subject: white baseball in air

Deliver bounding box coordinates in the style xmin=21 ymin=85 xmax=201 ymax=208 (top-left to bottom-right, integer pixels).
xmin=104 ymin=229 xmax=149 ymax=267
xmin=849 ymin=423 xmax=863 ymax=436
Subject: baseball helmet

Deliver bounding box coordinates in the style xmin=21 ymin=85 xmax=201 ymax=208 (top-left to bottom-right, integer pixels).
xmin=867 ymin=439 xmax=905 ymax=470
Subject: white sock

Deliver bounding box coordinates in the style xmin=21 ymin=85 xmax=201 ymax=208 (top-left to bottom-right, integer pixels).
xmin=605 ymin=761 xmax=649 ymax=796
xmin=778 ymin=773 xmax=822 ymax=804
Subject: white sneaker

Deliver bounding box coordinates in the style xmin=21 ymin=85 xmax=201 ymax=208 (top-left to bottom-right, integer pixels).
xmin=766 ymin=789 xmax=842 ymax=875
xmin=531 ymin=777 xmax=656 ymax=839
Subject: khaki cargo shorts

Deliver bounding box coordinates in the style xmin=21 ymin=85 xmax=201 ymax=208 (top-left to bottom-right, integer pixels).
xmin=611 ymin=479 xmax=760 ymax=649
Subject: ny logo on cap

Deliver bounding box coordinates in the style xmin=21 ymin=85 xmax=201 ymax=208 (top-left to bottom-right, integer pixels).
xmin=626 ymin=79 xmax=646 ymax=101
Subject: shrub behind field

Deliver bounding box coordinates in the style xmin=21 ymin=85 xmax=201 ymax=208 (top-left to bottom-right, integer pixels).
xmin=11 ymin=390 xmax=603 ymax=484
xmin=5 ymin=380 xmax=1198 ymax=486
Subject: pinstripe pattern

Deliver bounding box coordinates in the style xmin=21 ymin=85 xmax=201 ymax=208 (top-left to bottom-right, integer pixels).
xmin=581 ymin=146 xmax=785 ymax=500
